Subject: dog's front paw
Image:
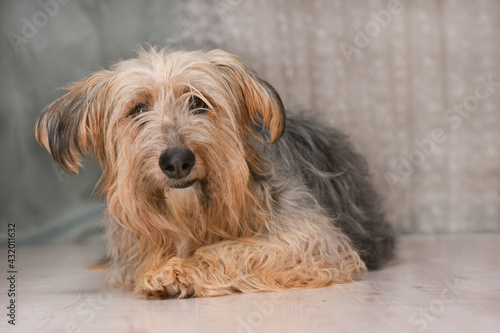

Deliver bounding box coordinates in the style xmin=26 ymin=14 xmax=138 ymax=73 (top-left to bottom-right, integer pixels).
xmin=135 ymin=257 xmax=195 ymax=299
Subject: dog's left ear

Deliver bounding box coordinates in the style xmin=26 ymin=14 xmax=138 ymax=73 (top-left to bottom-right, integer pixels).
xmin=208 ymin=50 xmax=286 ymax=143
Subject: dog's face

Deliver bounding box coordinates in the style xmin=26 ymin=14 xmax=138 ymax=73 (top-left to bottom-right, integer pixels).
xmin=36 ymin=49 xmax=285 ymax=240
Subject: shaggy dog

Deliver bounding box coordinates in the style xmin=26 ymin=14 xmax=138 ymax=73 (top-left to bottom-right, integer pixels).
xmin=36 ymin=48 xmax=394 ymax=298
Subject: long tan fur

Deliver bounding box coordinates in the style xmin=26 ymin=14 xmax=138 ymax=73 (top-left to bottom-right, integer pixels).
xmin=35 ymin=48 xmax=383 ymax=298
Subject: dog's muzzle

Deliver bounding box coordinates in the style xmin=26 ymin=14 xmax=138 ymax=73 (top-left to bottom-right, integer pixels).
xmin=159 ymin=148 xmax=196 ymax=181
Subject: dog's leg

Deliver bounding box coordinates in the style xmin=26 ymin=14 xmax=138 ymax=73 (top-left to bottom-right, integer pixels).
xmin=135 ymin=220 xmax=366 ymax=298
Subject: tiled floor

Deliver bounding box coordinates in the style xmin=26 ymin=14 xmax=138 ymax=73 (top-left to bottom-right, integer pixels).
xmin=2 ymin=234 xmax=499 ymax=333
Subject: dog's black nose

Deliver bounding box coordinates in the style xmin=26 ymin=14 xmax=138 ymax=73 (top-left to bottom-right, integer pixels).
xmin=159 ymin=148 xmax=196 ymax=179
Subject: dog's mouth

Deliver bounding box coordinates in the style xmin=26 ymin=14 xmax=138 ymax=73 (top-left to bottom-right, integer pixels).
xmin=169 ymin=179 xmax=197 ymax=189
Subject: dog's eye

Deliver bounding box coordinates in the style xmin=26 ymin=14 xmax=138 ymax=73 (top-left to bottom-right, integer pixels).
xmin=189 ymin=96 xmax=207 ymax=115
xmin=130 ymin=103 xmax=149 ymax=118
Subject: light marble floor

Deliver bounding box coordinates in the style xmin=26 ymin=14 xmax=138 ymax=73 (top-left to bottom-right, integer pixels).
xmin=1 ymin=234 xmax=499 ymax=333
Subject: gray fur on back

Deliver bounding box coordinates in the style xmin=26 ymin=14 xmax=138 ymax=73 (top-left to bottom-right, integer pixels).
xmin=260 ymin=115 xmax=395 ymax=269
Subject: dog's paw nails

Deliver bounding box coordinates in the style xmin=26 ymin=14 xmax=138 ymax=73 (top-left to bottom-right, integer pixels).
xmin=136 ymin=261 xmax=195 ymax=299
xmin=147 ymin=288 xmax=167 ymax=299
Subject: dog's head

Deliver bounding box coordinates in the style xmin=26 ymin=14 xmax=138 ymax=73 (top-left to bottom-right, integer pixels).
xmin=36 ymin=48 xmax=285 ymax=239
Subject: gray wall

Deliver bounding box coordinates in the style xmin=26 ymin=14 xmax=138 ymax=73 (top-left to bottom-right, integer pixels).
xmin=1 ymin=0 xmax=499 ymax=244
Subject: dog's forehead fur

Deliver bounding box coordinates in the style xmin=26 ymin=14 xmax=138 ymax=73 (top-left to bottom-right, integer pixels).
xmin=114 ymin=49 xmax=220 ymax=78
xmin=113 ymin=50 xmax=243 ymax=96
xmin=104 ymin=50 xmax=234 ymax=117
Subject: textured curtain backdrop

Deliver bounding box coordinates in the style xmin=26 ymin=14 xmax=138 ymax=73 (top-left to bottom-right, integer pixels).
xmin=1 ymin=0 xmax=499 ymax=244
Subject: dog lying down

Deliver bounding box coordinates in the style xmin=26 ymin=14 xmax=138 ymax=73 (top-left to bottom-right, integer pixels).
xmin=36 ymin=48 xmax=395 ymax=298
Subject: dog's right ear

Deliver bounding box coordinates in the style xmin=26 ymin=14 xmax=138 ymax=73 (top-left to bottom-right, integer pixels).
xmin=35 ymin=70 xmax=113 ymax=174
